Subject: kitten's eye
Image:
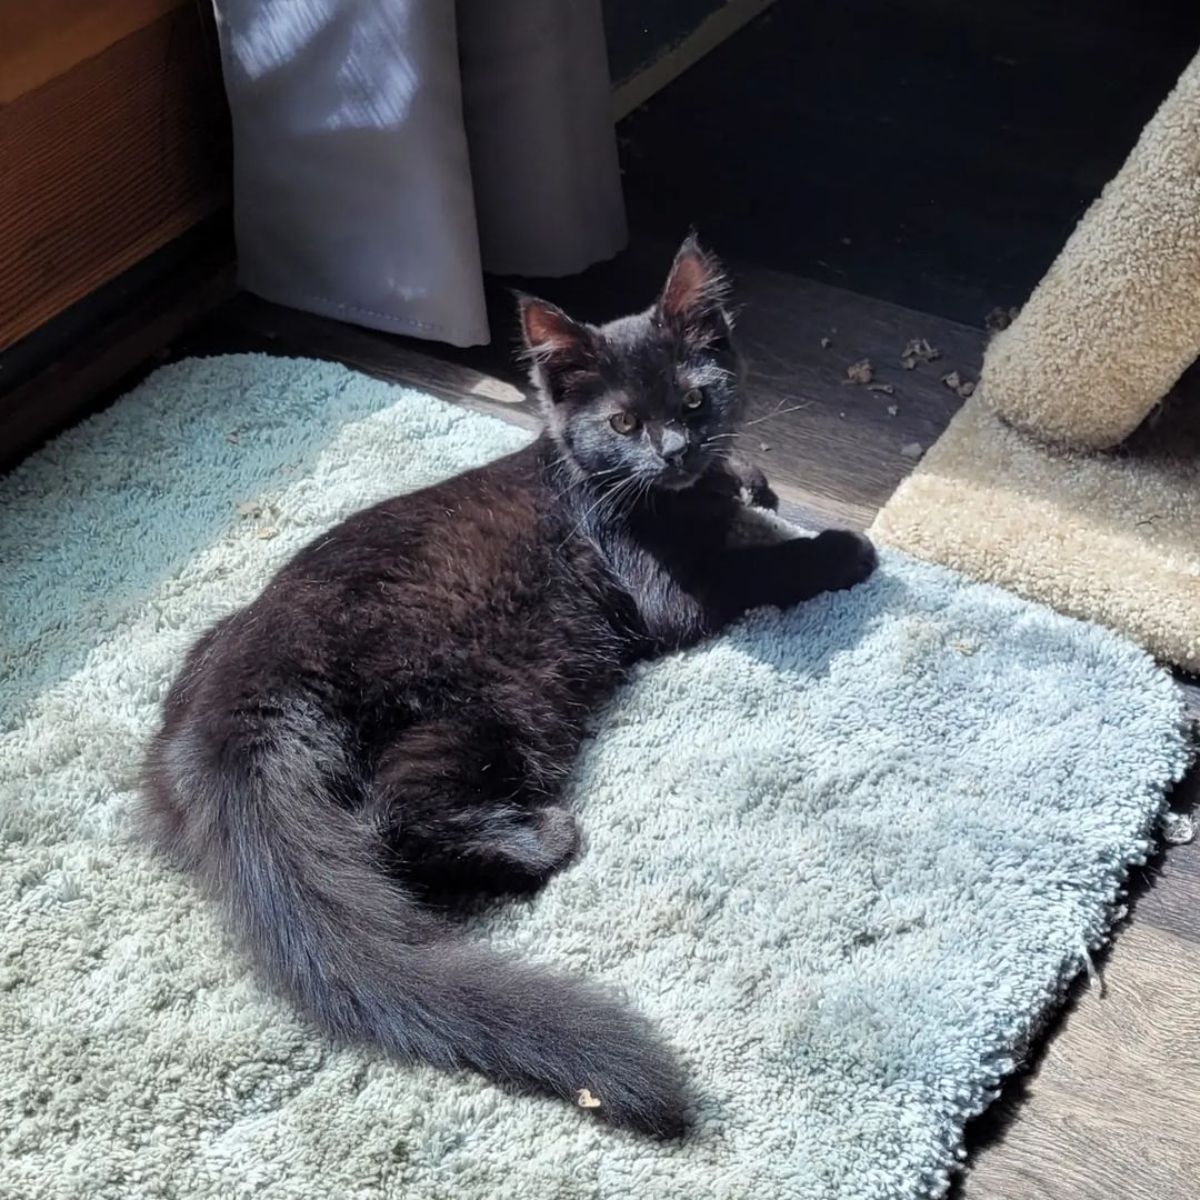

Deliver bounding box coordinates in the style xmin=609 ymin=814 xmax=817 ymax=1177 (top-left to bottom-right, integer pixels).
xmin=610 ymin=411 xmax=640 ymax=435
xmin=681 ymin=388 xmax=705 ymax=413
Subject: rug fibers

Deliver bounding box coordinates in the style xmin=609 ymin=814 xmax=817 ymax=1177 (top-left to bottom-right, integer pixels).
xmin=0 ymin=355 xmax=1190 ymax=1200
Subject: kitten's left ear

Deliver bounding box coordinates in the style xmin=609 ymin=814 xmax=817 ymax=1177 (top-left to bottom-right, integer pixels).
xmin=657 ymin=234 xmax=732 ymax=347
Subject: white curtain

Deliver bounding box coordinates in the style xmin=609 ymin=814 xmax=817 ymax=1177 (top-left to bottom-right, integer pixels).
xmin=211 ymin=0 xmax=627 ymax=347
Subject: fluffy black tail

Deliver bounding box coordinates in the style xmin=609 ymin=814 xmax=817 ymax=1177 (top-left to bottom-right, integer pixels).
xmin=142 ymin=715 xmax=686 ymax=1136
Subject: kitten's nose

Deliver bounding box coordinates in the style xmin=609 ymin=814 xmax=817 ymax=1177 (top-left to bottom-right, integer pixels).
xmin=660 ymin=427 xmax=688 ymax=466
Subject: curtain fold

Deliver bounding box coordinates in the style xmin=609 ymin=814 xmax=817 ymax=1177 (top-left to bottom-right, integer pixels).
xmin=212 ymin=0 xmax=626 ymax=347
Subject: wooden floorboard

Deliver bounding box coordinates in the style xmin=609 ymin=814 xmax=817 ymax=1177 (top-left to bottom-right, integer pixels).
xmin=1123 ymin=767 xmax=1199 ymax=950
xmin=959 ymin=923 xmax=1200 ymax=1200
xmin=729 ymin=259 xmax=982 ymax=527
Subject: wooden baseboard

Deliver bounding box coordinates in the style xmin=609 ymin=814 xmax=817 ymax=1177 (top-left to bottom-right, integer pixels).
xmin=613 ymin=0 xmax=776 ymax=120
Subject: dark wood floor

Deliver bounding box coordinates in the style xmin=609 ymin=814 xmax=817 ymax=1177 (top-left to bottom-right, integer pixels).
xmin=618 ymin=0 xmax=1200 ymax=325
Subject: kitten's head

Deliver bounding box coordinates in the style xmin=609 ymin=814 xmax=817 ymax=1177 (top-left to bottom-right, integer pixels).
xmin=518 ymin=235 xmax=741 ymax=490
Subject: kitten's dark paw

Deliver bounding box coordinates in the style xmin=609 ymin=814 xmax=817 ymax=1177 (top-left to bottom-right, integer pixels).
xmin=813 ymin=529 xmax=878 ymax=591
xmin=736 ymin=464 xmax=779 ymax=512
xmin=715 ymin=455 xmax=779 ymax=511
xmin=763 ymin=531 xmax=876 ymax=609
xmin=744 ymin=477 xmax=779 ymax=512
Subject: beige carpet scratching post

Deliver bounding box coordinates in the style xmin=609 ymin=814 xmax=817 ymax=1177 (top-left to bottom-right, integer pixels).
xmin=983 ymin=50 xmax=1200 ymax=450
xmin=874 ymin=50 xmax=1200 ymax=673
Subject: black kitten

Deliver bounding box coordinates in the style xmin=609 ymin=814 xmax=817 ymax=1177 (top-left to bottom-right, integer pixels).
xmin=141 ymin=237 xmax=876 ymax=1137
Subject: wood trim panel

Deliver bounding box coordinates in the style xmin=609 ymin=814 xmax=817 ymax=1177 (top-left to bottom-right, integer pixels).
xmin=0 ymin=6 xmax=229 ymax=350
xmin=612 ymin=0 xmax=776 ymax=120
xmin=0 ymin=0 xmax=190 ymax=103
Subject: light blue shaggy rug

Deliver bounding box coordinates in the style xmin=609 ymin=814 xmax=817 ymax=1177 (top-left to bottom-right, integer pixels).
xmin=0 ymin=355 xmax=1191 ymax=1200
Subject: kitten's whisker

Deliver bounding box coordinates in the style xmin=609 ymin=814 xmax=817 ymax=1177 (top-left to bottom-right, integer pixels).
xmin=558 ymin=472 xmax=642 ymax=548
xmin=747 ymin=396 xmax=797 ymax=423
xmin=743 ymin=403 xmax=809 ymax=428
xmin=635 ymin=475 xmax=657 ymax=515
xmin=762 ymin=397 xmax=796 ymax=418
xmin=548 ymin=461 xmax=622 ymax=505
xmin=619 ymin=475 xmax=652 ymax=522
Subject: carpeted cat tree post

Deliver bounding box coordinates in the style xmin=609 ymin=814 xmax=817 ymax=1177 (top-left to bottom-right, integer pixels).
xmin=873 ymin=50 xmax=1200 ymax=672
xmin=983 ymin=51 xmax=1200 ymax=450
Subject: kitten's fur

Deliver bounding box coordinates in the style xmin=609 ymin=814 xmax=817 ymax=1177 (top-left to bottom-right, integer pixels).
xmin=141 ymin=238 xmax=876 ymax=1136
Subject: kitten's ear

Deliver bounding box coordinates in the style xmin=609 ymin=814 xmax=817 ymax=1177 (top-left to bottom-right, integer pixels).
xmin=517 ymin=294 xmax=596 ymax=366
xmin=657 ymin=234 xmax=732 ymax=347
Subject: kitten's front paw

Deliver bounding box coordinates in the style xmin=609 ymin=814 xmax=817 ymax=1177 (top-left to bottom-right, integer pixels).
xmin=741 ymin=471 xmax=779 ymax=512
xmin=813 ymin=529 xmax=877 ymax=591
xmin=722 ymin=455 xmax=779 ymax=511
